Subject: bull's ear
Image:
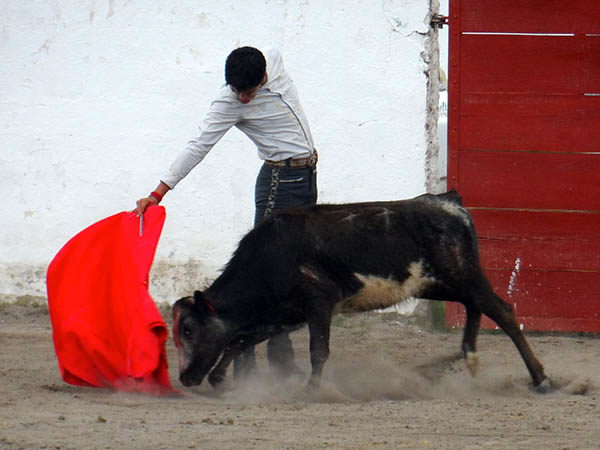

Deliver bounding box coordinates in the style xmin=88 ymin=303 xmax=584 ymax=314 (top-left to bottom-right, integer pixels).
xmin=193 ymin=290 xmax=216 ymax=317
xmin=193 ymin=290 xmax=204 ymax=304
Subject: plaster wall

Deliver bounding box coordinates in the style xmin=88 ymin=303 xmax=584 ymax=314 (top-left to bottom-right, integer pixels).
xmin=1 ymin=0 xmax=439 ymax=302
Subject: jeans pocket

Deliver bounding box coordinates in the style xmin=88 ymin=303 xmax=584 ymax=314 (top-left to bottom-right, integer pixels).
xmin=279 ymin=177 xmax=305 ymax=183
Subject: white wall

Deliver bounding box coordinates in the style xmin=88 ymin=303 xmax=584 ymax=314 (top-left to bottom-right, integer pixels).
xmin=1 ymin=0 xmax=437 ymax=302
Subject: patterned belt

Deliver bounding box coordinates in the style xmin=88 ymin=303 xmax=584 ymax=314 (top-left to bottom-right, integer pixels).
xmin=265 ymin=150 xmax=318 ymax=169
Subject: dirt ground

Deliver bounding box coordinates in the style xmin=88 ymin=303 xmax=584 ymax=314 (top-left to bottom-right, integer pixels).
xmin=1 ymin=302 xmax=599 ymax=450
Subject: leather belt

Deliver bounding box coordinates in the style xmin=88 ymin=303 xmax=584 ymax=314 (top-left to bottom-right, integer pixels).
xmin=265 ymin=151 xmax=318 ymax=169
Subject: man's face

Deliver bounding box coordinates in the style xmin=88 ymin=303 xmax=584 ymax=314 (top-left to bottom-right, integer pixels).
xmin=231 ymin=73 xmax=267 ymax=104
xmin=231 ymin=85 xmax=260 ymax=104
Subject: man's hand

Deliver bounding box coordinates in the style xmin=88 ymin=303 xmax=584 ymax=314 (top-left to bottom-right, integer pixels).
xmin=135 ymin=196 xmax=158 ymax=216
xmin=134 ymin=182 xmax=171 ymax=216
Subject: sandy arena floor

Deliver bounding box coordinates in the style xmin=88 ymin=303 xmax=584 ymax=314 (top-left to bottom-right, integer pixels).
xmin=1 ymin=302 xmax=599 ymax=450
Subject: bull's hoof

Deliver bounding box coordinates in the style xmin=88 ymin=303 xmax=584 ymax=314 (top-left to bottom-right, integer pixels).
xmin=465 ymin=351 xmax=479 ymax=376
xmin=270 ymin=362 xmax=304 ymax=380
xmin=305 ymin=377 xmax=320 ymax=392
xmin=534 ymin=377 xmax=552 ymax=394
xmin=208 ymin=371 xmax=225 ymax=387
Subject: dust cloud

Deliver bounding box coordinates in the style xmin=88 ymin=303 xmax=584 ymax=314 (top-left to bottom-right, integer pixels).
xmin=178 ymin=318 xmax=597 ymax=405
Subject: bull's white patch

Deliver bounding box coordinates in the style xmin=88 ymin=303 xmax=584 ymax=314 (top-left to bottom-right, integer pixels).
xmin=439 ymin=201 xmax=471 ymax=227
xmin=173 ymin=303 xmax=193 ymax=373
xmin=173 ymin=315 xmax=192 ymax=373
xmin=178 ymin=344 xmax=190 ymax=373
xmin=336 ymin=261 xmax=436 ymax=313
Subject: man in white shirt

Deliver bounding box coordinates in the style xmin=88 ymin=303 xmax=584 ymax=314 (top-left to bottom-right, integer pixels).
xmin=135 ymin=46 xmax=318 ymax=379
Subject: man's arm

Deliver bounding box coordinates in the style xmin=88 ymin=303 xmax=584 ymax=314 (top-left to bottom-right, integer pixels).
xmin=134 ymin=89 xmax=239 ymax=215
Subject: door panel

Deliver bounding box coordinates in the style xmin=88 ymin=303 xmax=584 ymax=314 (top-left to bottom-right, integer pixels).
xmin=447 ymin=0 xmax=600 ymax=331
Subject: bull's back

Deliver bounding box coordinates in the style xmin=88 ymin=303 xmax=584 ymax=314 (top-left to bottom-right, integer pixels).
xmin=273 ymin=193 xmax=475 ymax=311
xmin=297 ymin=192 xmax=473 ymax=260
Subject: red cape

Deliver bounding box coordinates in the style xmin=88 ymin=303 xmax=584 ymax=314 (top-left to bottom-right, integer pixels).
xmin=46 ymin=206 xmax=175 ymax=394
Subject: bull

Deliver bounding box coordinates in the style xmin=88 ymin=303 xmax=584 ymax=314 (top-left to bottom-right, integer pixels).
xmin=172 ymin=191 xmax=550 ymax=392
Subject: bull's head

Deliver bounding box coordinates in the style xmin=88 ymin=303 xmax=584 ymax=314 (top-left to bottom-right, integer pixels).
xmin=172 ymin=291 xmax=230 ymax=386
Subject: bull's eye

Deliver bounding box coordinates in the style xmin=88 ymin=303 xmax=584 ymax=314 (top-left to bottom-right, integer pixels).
xmin=182 ymin=326 xmax=192 ymax=337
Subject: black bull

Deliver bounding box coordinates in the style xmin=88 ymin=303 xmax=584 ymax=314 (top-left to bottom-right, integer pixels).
xmin=172 ymin=191 xmax=550 ymax=391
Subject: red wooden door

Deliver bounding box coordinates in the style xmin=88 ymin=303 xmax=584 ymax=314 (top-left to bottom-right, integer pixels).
xmin=446 ymin=0 xmax=600 ymax=331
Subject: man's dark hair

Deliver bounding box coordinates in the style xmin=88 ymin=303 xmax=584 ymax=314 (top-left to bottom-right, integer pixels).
xmin=225 ymin=47 xmax=266 ymax=92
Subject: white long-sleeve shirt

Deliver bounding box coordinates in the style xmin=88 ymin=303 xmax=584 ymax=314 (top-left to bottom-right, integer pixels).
xmin=161 ymin=48 xmax=315 ymax=189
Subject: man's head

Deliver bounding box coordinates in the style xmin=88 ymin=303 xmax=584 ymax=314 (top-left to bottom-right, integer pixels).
xmin=225 ymin=46 xmax=267 ymax=104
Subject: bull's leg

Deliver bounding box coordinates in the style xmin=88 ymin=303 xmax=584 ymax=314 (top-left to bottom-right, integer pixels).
xmin=470 ymin=278 xmax=550 ymax=391
xmin=232 ymin=347 xmax=256 ymax=379
xmin=305 ymin=308 xmax=333 ymax=390
xmin=462 ymin=305 xmax=482 ymax=376
xmin=299 ymin=268 xmax=341 ymax=390
xmin=208 ymin=346 xmax=240 ymax=387
xmin=267 ymin=332 xmax=303 ymax=378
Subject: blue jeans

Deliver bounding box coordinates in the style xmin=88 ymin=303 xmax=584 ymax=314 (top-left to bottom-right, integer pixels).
xmin=233 ymin=163 xmax=317 ymax=379
xmin=254 ymin=164 xmax=318 ymax=226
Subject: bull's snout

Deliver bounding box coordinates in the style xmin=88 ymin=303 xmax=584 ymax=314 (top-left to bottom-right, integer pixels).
xmin=179 ymin=372 xmax=203 ymax=387
xmin=179 ymin=373 xmax=191 ymax=386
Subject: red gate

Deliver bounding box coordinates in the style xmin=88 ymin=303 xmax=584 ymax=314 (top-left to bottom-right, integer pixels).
xmin=446 ymin=0 xmax=600 ymax=331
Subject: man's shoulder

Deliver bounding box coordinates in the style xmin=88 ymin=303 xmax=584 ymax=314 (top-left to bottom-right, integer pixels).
xmin=208 ymin=85 xmax=239 ymax=111
xmin=216 ymin=84 xmax=235 ymax=98
xmin=265 ymin=48 xmax=285 ymax=80
xmin=264 ymin=48 xmax=282 ymax=61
